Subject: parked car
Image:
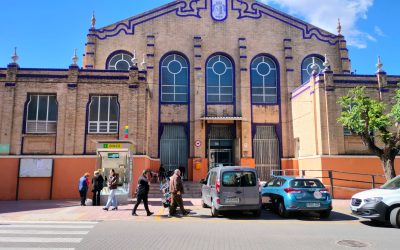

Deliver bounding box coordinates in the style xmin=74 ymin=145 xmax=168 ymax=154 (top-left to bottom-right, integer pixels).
xmin=261 ymin=176 xmax=332 ymax=218
xmin=200 ymin=166 xmax=261 ymax=217
xmin=350 ymin=175 xmax=400 ymax=228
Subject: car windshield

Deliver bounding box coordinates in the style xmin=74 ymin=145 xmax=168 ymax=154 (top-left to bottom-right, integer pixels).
xmin=380 ymin=176 xmax=400 ymax=190
xmin=290 ymin=179 xmax=324 ymax=188
xmin=222 ymin=171 xmax=256 ymax=187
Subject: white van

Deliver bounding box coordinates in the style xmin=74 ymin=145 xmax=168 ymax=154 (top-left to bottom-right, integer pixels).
xmin=350 ymin=176 xmax=400 ymax=228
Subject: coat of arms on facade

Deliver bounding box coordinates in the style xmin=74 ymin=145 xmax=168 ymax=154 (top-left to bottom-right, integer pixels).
xmin=211 ymin=0 xmax=227 ymax=21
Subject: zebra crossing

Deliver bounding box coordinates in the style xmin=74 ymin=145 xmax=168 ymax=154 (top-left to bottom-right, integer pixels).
xmin=0 ymin=220 xmax=99 ymax=249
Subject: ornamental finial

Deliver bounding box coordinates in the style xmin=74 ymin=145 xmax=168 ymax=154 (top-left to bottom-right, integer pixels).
xmin=131 ymin=50 xmax=138 ymax=66
xmin=72 ymin=48 xmax=78 ymax=66
xmin=376 ymin=56 xmax=384 ymax=73
xmin=337 ymin=18 xmax=342 ymax=35
xmin=141 ymin=54 xmax=147 ymax=70
xmin=323 ymin=54 xmax=331 ymax=72
xmin=11 ymin=47 xmax=19 ymax=64
xmin=311 ymin=57 xmax=319 ymax=75
xmin=91 ymin=11 xmax=96 ymax=28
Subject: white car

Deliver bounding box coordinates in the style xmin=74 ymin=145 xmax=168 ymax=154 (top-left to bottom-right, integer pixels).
xmin=350 ymin=176 xmax=400 ymax=228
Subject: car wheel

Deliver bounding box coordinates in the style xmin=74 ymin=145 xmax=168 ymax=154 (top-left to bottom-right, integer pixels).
xmin=211 ymin=200 xmax=219 ymax=217
xmin=253 ymin=209 xmax=261 ymax=217
xmin=389 ymin=207 xmax=400 ymax=228
xmin=277 ymin=199 xmax=289 ymax=218
xmin=319 ymin=210 xmax=331 ymax=219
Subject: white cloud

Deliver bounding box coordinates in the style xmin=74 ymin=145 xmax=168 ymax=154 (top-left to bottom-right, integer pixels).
xmin=374 ymin=26 xmax=386 ymax=37
xmin=258 ymin=0 xmax=375 ymax=49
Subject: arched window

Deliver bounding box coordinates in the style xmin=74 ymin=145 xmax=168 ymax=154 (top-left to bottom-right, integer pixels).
xmin=26 ymin=94 xmax=58 ymax=133
xmin=206 ymin=54 xmax=234 ymax=103
xmin=160 ymin=53 xmax=189 ymax=103
xmin=251 ymin=56 xmax=278 ymax=104
xmin=301 ymin=55 xmax=324 ymax=84
xmin=106 ymin=51 xmax=133 ymax=70
xmin=88 ymin=96 xmax=119 ymax=133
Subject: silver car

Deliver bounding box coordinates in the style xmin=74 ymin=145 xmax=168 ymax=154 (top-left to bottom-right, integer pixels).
xmin=200 ymin=166 xmax=261 ymax=217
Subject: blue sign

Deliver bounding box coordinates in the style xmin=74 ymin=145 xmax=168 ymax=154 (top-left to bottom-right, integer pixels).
xmin=211 ymin=0 xmax=228 ymax=21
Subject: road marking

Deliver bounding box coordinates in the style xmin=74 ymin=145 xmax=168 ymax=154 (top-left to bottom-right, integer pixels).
xmin=1 ymin=225 xmax=94 ymax=229
xmin=0 ymin=221 xmax=98 ymax=224
xmin=0 ymin=230 xmax=89 ymax=235
xmin=0 ymin=248 xmax=74 ymax=250
xmin=0 ymin=237 xmax=82 ymax=243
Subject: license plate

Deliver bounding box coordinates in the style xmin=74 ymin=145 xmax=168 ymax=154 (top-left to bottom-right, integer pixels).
xmin=306 ymin=203 xmax=320 ymax=208
xmin=225 ymin=198 xmax=240 ymax=204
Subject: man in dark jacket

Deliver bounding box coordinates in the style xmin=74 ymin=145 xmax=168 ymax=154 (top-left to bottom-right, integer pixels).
xmin=78 ymin=173 xmax=90 ymax=206
xmin=132 ymin=169 xmax=154 ymax=216
xmin=91 ymin=170 xmax=104 ymax=206
xmin=169 ymin=169 xmax=189 ymax=217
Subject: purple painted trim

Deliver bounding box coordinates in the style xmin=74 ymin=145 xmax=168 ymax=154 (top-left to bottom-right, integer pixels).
xmin=323 ymin=70 xmax=333 ymax=74
xmin=194 ymin=67 xmax=202 ymax=70
xmin=240 ymin=68 xmax=247 ymax=71
xmin=239 ymin=38 xmax=246 ymax=40
xmin=129 ymin=66 xmax=139 ymax=71
xmin=285 ymin=56 xmax=293 ymax=60
xmin=92 ymin=1 xmax=207 ymax=40
xmin=379 ymin=88 xmax=389 ymax=93
xmin=129 ymin=84 xmax=139 ymax=89
xmin=147 ymin=44 xmax=155 ymax=47
xmin=147 ymin=54 xmax=155 ymax=57
xmin=325 ymin=87 xmax=335 ymax=92
xmin=195 ymin=55 xmax=202 ymax=58
xmin=19 ymin=68 xmax=69 ymax=72
xmin=194 ymin=36 xmax=202 ymax=39
xmin=231 ymin=1 xmax=338 ymax=45
xmin=286 ymin=69 xmax=294 ymax=72
xmin=194 ymin=45 xmax=202 ymax=48
xmin=316 ymin=80 xmax=324 ymax=84
xmin=147 ymin=35 xmax=155 ymax=38
xmin=240 ymin=56 xmax=247 ymax=58
xmin=16 ymin=74 xmax=68 ymax=79
xmin=139 ymin=70 xmax=147 ymax=74
xmin=340 ymin=48 xmax=348 ymax=51
xmin=79 ymin=75 xmax=129 ymax=80
xmin=81 ymin=69 xmax=128 ymax=73
xmin=7 ymin=63 xmax=19 ymax=68
xmin=86 ymin=42 xmax=95 ymax=45
xmin=210 ymin=0 xmax=228 ymax=22
xmin=341 ymin=58 xmax=349 ymax=60
xmin=291 ymin=86 xmax=311 ymax=100
xmin=67 ymin=83 xmax=77 ymax=88
xmin=339 ymin=40 xmax=347 ymax=43
xmin=69 ymin=65 xmax=79 ymax=70
xmin=333 ymin=74 xmax=375 ymax=77
xmin=388 ymin=81 xmax=400 ymax=85
xmin=86 ymin=65 xmax=94 ymax=68
xmin=342 ymin=70 xmax=351 ymax=73
xmin=377 ymin=71 xmax=387 ymax=75
xmin=334 ymin=80 xmax=377 ymax=85
xmin=83 ymin=54 xmax=86 ymax=57
xmin=239 ymin=46 xmax=247 ymax=49
xmin=86 ymin=52 xmax=95 ymax=55
xmin=5 ymin=82 xmax=16 ymax=87
xmin=284 ymin=47 xmax=292 ymax=50
xmin=147 ymin=66 xmax=154 ymax=69
xmin=0 ymin=74 xmax=6 ymax=78
xmin=138 ymin=77 xmax=147 ymax=81
xmin=283 ymin=38 xmax=292 ymax=42
xmin=309 ymin=90 xmax=315 ymax=95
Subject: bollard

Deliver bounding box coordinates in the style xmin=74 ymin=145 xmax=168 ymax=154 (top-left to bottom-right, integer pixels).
xmin=329 ymin=170 xmax=334 ymax=199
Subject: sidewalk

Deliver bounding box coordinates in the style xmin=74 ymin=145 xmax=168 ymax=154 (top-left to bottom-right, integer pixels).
xmin=0 ymin=199 xmax=350 ymax=221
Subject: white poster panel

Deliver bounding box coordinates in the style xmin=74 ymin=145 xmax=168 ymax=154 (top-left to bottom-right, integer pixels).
xmin=19 ymin=159 xmax=53 ymax=177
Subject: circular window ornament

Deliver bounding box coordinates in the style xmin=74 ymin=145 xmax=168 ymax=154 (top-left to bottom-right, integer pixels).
xmin=212 ymin=61 xmax=228 ymax=76
xmin=167 ymin=60 xmax=183 ymax=75
xmin=107 ymin=53 xmax=133 ymax=70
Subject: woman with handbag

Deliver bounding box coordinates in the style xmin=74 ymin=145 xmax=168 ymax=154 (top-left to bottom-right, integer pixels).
xmin=103 ymin=169 xmax=118 ymax=211
xmin=132 ymin=169 xmax=154 ymax=216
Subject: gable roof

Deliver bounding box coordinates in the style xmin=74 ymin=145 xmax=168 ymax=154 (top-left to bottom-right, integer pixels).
xmin=91 ymin=0 xmax=339 ymax=45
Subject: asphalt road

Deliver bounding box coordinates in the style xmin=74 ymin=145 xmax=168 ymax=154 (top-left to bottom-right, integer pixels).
xmin=0 ymin=206 xmax=398 ymax=250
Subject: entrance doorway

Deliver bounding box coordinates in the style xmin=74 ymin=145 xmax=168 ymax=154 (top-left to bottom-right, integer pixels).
xmin=208 ymin=125 xmax=234 ymax=169
xmin=160 ymin=125 xmax=188 ymax=179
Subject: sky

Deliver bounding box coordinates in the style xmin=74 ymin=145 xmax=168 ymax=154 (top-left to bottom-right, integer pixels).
xmin=0 ymin=0 xmax=398 ymax=75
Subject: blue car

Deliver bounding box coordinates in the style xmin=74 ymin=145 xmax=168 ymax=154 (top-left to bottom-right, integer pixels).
xmin=261 ymin=176 xmax=332 ymax=218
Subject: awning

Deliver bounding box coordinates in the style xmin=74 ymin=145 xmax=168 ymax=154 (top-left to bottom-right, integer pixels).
xmin=199 ymin=116 xmax=245 ymax=121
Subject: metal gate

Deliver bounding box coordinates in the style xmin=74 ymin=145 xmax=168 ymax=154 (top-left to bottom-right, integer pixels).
xmin=208 ymin=125 xmax=234 ymax=169
xmin=160 ymin=125 xmax=188 ymax=178
xmin=253 ymin=126 xmax=280 ymax=181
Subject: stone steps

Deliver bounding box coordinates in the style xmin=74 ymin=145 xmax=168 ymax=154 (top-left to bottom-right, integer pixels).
xmin=146 ymin=181 xmax=202 ymax=198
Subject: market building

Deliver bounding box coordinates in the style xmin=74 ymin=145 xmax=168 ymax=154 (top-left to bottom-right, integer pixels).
xmin=1 ymin=0 xmax=399 ymax=200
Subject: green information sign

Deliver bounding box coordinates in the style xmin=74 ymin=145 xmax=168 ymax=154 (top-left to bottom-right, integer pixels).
xmin=0 ymin=144 xmax=10 ymax=154
xmin=108 ymin=153 xmax=120 ymax=159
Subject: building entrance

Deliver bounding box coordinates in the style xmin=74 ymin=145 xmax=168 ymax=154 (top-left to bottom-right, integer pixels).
xmin=207 ymin=125 xmax=234 ymax=169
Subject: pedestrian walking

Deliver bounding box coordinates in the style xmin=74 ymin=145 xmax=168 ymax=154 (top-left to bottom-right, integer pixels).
xmin=78 ymin=172 xmax=90 ymax=206
xmin=169 ymin=169 xmax=189 ymax=217
xmin=132 ymin=169 xmax=154 ymax=216
xmin=91 ymin=170 xmax=104 ymax=206
xmin=103 ymin=169 xmax=118 ymax=211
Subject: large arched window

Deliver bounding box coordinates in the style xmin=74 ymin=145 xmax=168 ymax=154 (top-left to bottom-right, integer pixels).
xmin=88 ymin=96 xmax=119 ymax=133
xmin=251 ymin=55 xmax=278 ymax=104
xmin=301 ymin=55 xmax=324 ymax=84
xmin=206 ymin=54 xmax=234 ymax=103
xmin=106 ymin=51 xmax=133 ymax=70
xmin=160 ymin=53 xmax=189 ymax=103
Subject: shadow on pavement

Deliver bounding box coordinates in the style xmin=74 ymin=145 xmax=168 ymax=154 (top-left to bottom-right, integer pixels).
xmin=0 ymin=200 xmax=79 ymax=214
xmin=360 ymin=220 xmax=393 ymax=228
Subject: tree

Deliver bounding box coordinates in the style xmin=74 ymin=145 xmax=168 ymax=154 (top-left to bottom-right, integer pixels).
xmin=338 ymin=86 xmax=400 ymax=180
